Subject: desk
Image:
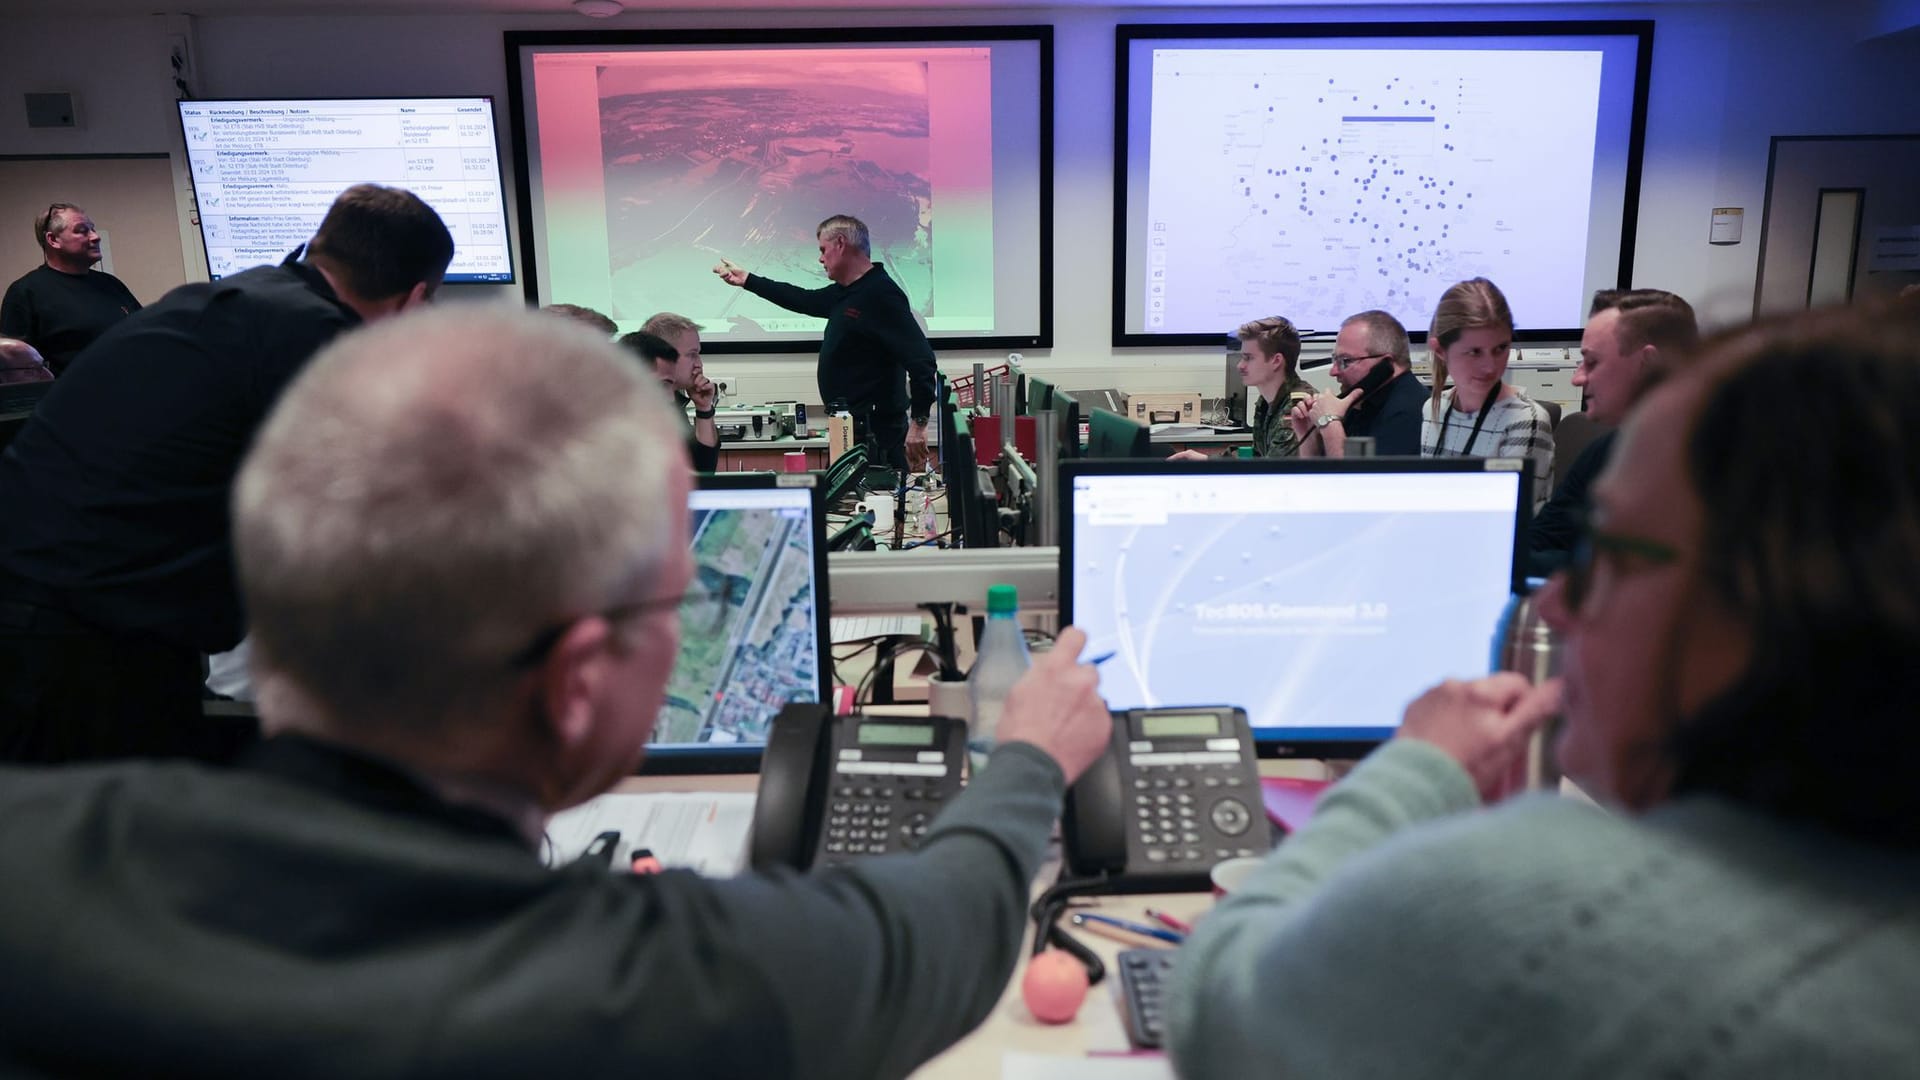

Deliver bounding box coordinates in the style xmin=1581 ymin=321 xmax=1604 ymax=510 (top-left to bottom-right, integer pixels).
xmin=1149 ymin=430 xmax=1253 ymax=457
xmin=716 ymin=436 xmax=830 ymax=472
xmin=611 ymin=756 xmax=1331 ymax=1077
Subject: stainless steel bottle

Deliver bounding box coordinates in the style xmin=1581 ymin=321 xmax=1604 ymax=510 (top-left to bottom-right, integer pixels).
xmin=1493 ymin=588 xmax=1563 ymax=790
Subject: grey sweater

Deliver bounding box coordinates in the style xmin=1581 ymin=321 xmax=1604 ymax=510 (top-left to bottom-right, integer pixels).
xmin=0 ymin=735 xmax=1066 ymax=1079
xmin=1167 ymin=739 xmax=1920 ymax=1079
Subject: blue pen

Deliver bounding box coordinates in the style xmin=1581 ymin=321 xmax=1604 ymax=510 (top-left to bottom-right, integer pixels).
xmin=1074 ymin=911 xmax=1185 ymax=944
xmin=1086 ymin=650 xmax=1117 ymax=666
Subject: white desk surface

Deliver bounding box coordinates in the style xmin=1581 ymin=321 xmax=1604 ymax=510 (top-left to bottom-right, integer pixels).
xmin=612 ymin=765 xmax=1237 ymax=1078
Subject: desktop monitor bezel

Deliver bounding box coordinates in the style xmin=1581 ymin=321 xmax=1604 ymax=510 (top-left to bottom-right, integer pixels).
xmin=1058 ymin=456 xmax=1531 ymax=759
xmin=640 ymin=471 xmax=833 ymax=775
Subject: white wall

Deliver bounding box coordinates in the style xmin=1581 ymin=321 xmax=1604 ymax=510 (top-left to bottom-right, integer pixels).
xmin=5 ymin=2 xmax=1915 ymax=404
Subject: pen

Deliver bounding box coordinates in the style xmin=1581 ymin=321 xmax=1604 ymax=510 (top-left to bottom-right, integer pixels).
xmin=1144 ymin=908 xmax=1194 ymax=936
xmin=1086 ymin=650 xmax=1117 ymax=665
xmin=1070 ymin=914 xmax=1178 ymax=950
xmin=1072 ymin=911 xmax=1185 ymax=944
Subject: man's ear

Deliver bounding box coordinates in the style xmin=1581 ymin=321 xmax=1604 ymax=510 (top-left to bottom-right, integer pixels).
xmin=401 ymin=279 xmax=433 ymax=311
xmin=537 ymin=617 xmax=615 ymax=752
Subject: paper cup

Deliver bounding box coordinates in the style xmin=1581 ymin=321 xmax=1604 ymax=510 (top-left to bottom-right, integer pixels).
xmin=1210 ymin=855 xmax=1265 ymax=897
xmin=782 ymin=451 xmax=809 ymax=473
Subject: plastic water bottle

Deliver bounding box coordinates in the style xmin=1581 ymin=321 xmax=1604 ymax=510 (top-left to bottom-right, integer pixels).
xmin=968 ymin=583 xmax=1031 ymax=770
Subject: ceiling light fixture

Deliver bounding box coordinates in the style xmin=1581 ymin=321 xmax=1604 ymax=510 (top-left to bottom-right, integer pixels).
xmin=573 ymin=0 xmax=624 ymax=17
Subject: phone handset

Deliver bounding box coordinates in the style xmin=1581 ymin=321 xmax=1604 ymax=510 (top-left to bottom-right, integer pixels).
xmin=1338 ymin=359 xmax=1398 ymax=400
xmin=748 ymin=704 xmax=968 ymax=872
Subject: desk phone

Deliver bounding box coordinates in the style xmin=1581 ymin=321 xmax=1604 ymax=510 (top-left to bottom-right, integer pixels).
xmin=1064 ymin=706 xmax=1266 ymax=891
xmin=748 ymin=704 xmax=967 ymax=872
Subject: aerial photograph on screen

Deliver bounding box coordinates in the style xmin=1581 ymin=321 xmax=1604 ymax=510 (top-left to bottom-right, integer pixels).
xmin=596 ymin=52 xmax=941 ymax=332
xmin=654 ymin=504 xmax=819 ymax=745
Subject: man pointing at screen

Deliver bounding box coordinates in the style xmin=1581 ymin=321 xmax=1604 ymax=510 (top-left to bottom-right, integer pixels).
xmin=715 ymin=214 xmax=937 ymax=470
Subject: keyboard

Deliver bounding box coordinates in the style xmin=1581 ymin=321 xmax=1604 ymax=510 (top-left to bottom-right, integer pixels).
xmin=1117 ymin=948 xmax=1177 ymax=1049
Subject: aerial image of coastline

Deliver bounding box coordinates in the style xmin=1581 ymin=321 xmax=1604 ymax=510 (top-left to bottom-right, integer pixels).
xmin=654 ymin=505 xmax=819 ymax=745
xmin=596 ymin=55 xmax=935 ymax=328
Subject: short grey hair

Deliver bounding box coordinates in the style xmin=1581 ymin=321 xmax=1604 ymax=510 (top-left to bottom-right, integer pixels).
xmin=816 ymin=214 xmax=870 ymax=256
xmin=234 ymin=305 xmax=685 ymax=732
xmin=641 ymin=311 xmax=700 ymax=340
xmin=1341 ymin=309 xmax=1412 ymax=368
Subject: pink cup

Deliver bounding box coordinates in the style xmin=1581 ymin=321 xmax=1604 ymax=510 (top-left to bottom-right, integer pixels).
xmin=782 ymin=451 xmax=809 ymax=473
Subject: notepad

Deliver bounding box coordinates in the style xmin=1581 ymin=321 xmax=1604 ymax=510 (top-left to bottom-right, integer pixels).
xmin=544 ymin=792 xmax=756 ymax=877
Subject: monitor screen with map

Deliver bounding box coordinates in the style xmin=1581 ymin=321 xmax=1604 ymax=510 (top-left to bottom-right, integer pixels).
xmin=506 ymin=27 xmax=1052 ymax=352
xmin=648 ymin=474 xmax=830 ymax=771
xmin=1060 ymin=459 xmax=1527 ymax=757
xmin=1113 ymin=21 xmax=1653 ymax=345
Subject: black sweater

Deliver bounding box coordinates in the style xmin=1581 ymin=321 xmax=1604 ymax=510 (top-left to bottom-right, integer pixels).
xmin=744 ymin=264 xmax=937 ymax=422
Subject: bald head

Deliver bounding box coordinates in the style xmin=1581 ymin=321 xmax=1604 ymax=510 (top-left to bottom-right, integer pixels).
xmin=235 ymin=305 xmax=686 ymax=735
xmin=0 ymin=338 xmax=53 ymax=385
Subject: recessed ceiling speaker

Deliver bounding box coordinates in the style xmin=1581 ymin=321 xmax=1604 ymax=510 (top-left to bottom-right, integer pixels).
xmin=25 ymin=92 xmax=78 ymax=129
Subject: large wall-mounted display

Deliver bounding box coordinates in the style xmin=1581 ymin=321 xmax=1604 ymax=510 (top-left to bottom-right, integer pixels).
xmin=507 ymin=27 xmax=1053 ymax=352
xmin=177 ymin=97 xmax=515 ymax=284
xmin=1113 ymin=22 xmax=1653 ymax=345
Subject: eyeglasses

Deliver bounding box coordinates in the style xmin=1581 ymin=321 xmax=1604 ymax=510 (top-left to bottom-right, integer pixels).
xmin=1562 ymin=513 xmax=1680 ymax=613
xmin=1329 ymin=352 xmax=1389 ymax=372
xmin=507 ymin=576 xmax=741 ymax=669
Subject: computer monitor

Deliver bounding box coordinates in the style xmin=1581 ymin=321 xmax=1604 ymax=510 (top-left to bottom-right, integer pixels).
xmin=1051 ymin=389 xmax=1082 ymax=459
xmin=1026 ymin=374 xmax=1056 ymax=414
xmin=648 ymin=473 xmax=831 ymax=773
xmin=1060 ymin=458 xmax=1529 ymax=758
xmin=1086 ymin=407 xmax=1154 ymax=459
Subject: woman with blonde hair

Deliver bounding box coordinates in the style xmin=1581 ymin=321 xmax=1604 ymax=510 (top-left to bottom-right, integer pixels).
xmin=1421 ymin=277 xmax=1555 ymax=508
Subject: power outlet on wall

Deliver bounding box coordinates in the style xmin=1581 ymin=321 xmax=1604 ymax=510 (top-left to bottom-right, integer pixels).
xmin=709 ymin=373 xmax=738 ymax=399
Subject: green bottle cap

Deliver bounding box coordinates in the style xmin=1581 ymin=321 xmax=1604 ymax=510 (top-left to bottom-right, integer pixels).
xmin=986 ymin=583 xmax=1018 ymax=615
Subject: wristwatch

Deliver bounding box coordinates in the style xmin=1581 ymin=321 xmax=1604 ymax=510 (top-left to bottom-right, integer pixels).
xmin=1315 ymin=413 xmax=1343 ymax=428
xmin=694 ymin=407 xmax=717 ymax=419
xmin=911 ymin=415 xmax=929 ymax=427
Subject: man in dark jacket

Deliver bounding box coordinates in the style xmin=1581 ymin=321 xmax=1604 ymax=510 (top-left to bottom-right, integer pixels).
xmin=0 ymin=184 xmax=452 ymax=764
xmin=1528 ymin=289 xmax=1698 ymax=575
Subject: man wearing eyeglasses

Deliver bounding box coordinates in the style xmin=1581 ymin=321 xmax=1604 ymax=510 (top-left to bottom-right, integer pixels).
xmin=0 ymin=185 xmax=452 ymax=766
xmin=1528 ymin=289 xmax=1698 ymax=576
xmin=0 ymin=204 xmax=142 ymax=376
xmin=0 ymin=306 xmax=1118 ymax=1079
xmin=1288 ymin=309 xmax=1427 ymax=457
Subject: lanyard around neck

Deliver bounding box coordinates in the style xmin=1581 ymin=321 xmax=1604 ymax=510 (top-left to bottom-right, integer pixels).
xmin=1437 ymin=389 xmax=1498 ymax=457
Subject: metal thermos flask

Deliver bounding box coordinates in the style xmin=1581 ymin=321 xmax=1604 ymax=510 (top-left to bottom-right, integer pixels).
xmin=1493 ymin=588 xmax=1563 ymax=790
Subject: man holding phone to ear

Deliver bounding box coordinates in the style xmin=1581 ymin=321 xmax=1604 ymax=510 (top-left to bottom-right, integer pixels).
xmin=1290 ymin=309 xmax=1427 ymax=457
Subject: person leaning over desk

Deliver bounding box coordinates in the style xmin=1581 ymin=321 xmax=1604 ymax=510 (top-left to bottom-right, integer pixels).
xmin=1167 ymin=300 xmax=1920 ymax=1079
xmin=0 ymin=183 xmax=452 ymax=767
xmin=0 ymin=306 xmax=1117 ymax=1080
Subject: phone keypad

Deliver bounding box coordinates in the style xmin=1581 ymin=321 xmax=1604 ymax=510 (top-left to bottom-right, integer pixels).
xmin=822 ymin=785 xmax=940 ymax=859
xmin=1129 ymin=762 xmax=1259 ymax=867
